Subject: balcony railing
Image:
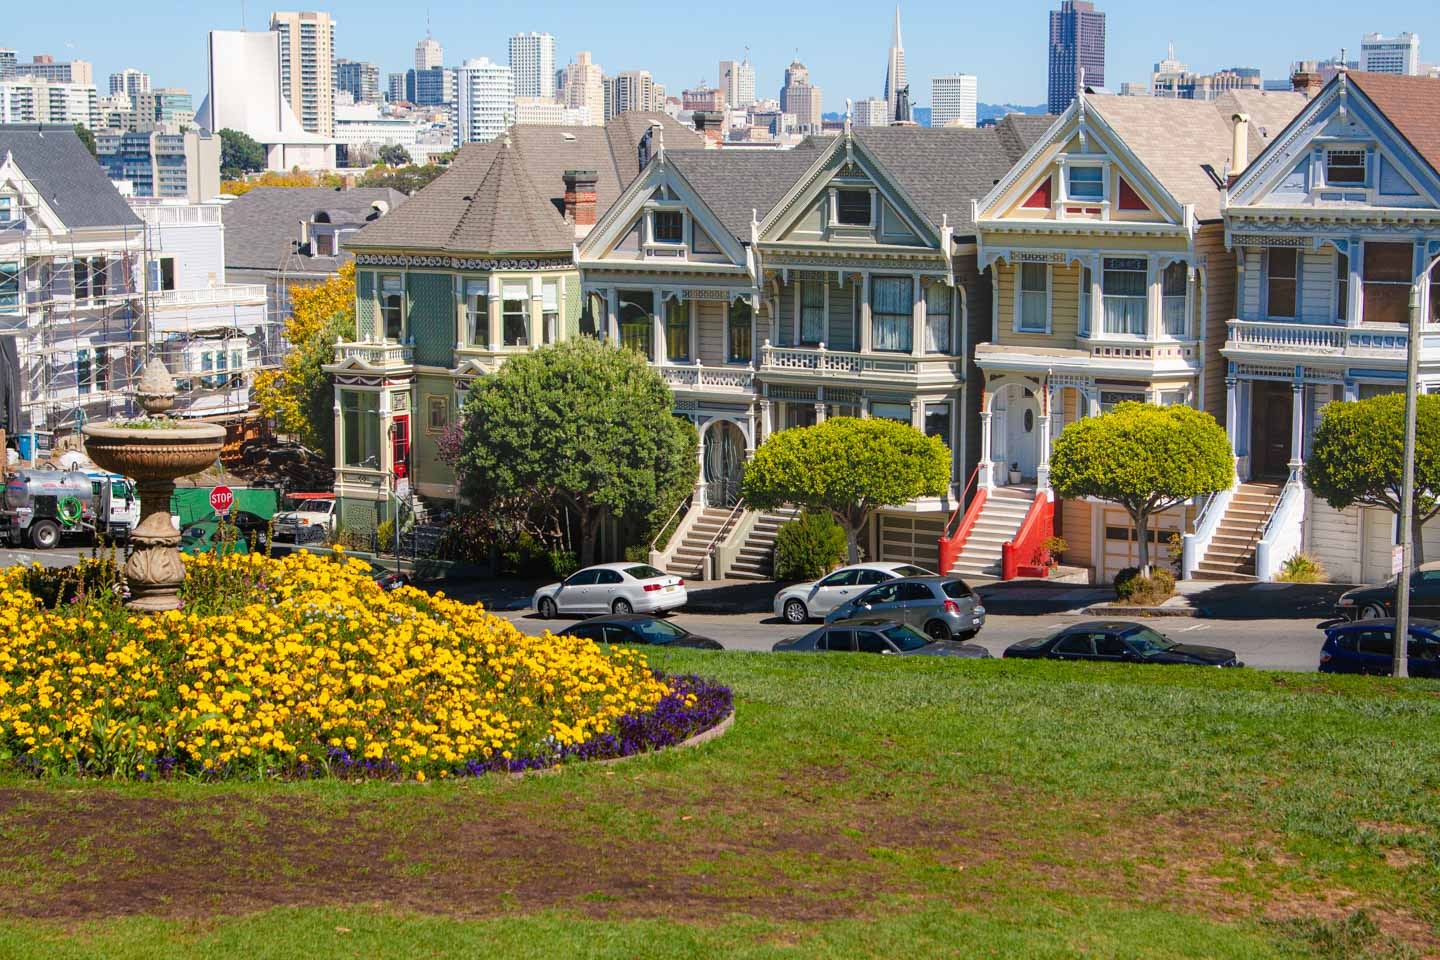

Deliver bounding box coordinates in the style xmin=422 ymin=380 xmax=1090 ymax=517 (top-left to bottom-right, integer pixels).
xmin=1225 ymin=319 xmax=1409 ymax=359
xmin=150 ymin=284 xmax=268 ymax=308
xmin=759 ymin=342 xmax=962 ymax=382
xmin=334 ymin=341 xmax=414 ymax=366
xmin=657 ymin=360 xmax=755 ymax=392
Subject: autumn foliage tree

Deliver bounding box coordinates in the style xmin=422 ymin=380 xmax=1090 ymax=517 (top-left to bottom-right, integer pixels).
xmin=253 ymin=263 xmax=355 ymax=457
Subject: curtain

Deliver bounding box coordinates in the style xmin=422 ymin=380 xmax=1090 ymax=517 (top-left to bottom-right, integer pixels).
xmin=800 ymin=282 xmax=825 ymax=345
xmin=872 ymin=277 xmax=912 ymax=352
xmin=924 ymin=283 xmax=951 ymax=353
xmin=666 ymin=300 xmax=690 ymax=361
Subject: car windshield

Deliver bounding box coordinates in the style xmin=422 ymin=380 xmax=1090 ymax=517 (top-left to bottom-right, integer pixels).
xmin=624 ymin=565 xmax=666 ymax=581
xmin=883 ymin=624 xmax=931 ymax=652
xmin=1124 ymin=626 xmax=1177 ymax=656
xmin=630 ymin=619 xmax=688 ymax=643
xmin=892 ymin=565 xmax=933 ymax=578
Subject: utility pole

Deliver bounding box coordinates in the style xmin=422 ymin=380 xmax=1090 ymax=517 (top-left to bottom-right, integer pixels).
xmin=1393 ymin=277 xmax=1422 ymax=679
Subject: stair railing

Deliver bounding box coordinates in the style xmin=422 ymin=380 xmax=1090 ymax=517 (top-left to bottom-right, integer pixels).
xmin=1254 ymin=479 xmax=1306 ymax=582
xmin=700 ymin=497 xmax=747 ymax=580
xmin=1180 ymin=470 xmax=1239 ymax=580
xmin=1000 ymin=490 xmax=1055 ymax=580
xmin=938 ymin=465 xmax=986 ymax=574
xmin=649 ymin=493 xmax=693 ymax=554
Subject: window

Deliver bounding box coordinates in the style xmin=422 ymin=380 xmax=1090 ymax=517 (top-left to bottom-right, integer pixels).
xmin=390 ymin=415 xmax=410 ymax=478
xmin=1162 ymin=261 xmax=1188 ymax=336
xmin=341 ymin=391 xmax=381 ymax=468
xmin=1431 ymin=262 xmax=1440 ymax=326
xmin=1099 ymin=390 xmax=1144 ymax=413
xmin=924 ymin=282 xmax=951 ymax=353
xmin=836 ymin=189 xmax=871 ymax=226
xmin=0 ymin=261 xmax=17 ymax=310
xmin=1159 ymin=389 xmax=1188 ymax=407
xmin=426 ymin=395 xmax=448 ymax=434
xmin=1054 ymin=634 xmax=1093 ymax=656
xmin=1078 ymin=266 xmax=1092 ymax=336
xmin=855 ymin=631 xmax=892 ymax=654
xmin=596 ymin=569 xmax=623 ymax=585
xmin=862 ymin=583 xmax=900 ymax=605
xmin=149 ymin=257 xmax=176 ymax=292
xmin=76 ymin=348 xmax=92 ymax=395
xmin=924 ymin=402 xmax=951 ymax=447
xmin=897 ymin=582 xmax=932 ymax=602
xmin=502 ymin=282 xmax=529 ymax=347
xmin=1018 ymin=263 xmax=1048 ymax=332
xmin=314 ymin=231 xmax=335 ymax=256
xmin=727 ymin=299 xmax=752 ymax=363
xmin=1326 ymin=149 xmax=1366 ymax=185
xmin=1265 ymin=249 xmax=1298 ymax=319
xmin=379 ymin=275 xmax=404 ymax=341
xmin=821 ymin=629 xmax=856 ymax=652
xmin=1102 ymin=257 xmax=1146 ymax=334
xmin=1095 ymin=634 xmax=1129 ymax=658
xmin=74 ymin=257 xmax=106 ymax=301
xmin=784 ymin=403 xmax=817 ymax=430
xmin=1337 ymin=252 xmax=1350 ymax=323
xmin=855 ymin=569 xmax=891 ymax=585
xmin=871 ymin=276 xmax=913 ymax=351
xmin=542 ymin=281 xmax=560 ymax=345
xmin=1364 ymin=242 xmax=1412 ymax=325
xmin=564 ymin=569 xmax=599 ymax=586
xmin=94 ymin=348 xmax=109 ymax=392
xmin=665 ymin=299 xmax=690 ymax=361
xmin=818 ymin=570 xmax=857 ymax=588
xmin=619 ymin=291 xmax=653 ymax=360
xmin=800 ymin=281 xmax=825 ymax=345
xmin=652 ymin=210 xmax=684 ymax=244
xmin=0 ymin=197 xmax=11 ymax=223
xmin=464 ymin=279 xmax=488 ymax=347
xmin=1067 ymin=165 xmax=1104 ymax=201
xmin=870 ymin=401 xmax=911 ymax=423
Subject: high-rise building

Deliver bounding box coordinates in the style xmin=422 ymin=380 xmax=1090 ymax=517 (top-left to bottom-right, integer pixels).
xmin=884 ymin=6 xmax=907 ymax=122
xmin=131 ymin=88 xmax=194 ymax=131
xmin=414 ymin=35 xmax=443 ymax=72
xmin=109 ymin=68 xmax=151 ymax=98
xmin=606 ymin=70 xmax=662 ymax=119
xmin=931 ymin=74 xmax=977 ymax=127
xmin=0 ymin=77 xmax=100 ymax=128
xmin=386 ymin=72 xmax=406 ymax=103
xmin=1152 ymin=66 xmax=1261 ymax=101
xmin=95 ymin=129 xmax=220 ymax=202
xmin=1360 ymin=32 xmax=1421 ymax=75
xmin=779 ymin=61 xmax=821 ymax=132
xmin=682 ymin=84 xmax=725 ymax=113
xmin=1047 ymin=0 xmax=1105 ymax=115
xmin=513 ymin=97 xmax=588 ymax=125
xmin=852 ymin=97 xmax=889 ymax=127
xmin=719 ymin=57 xmax=756 ymax=109
xmin=405 ymin=67 xmax=452 ymax=106
xmin=0 ymin=50 xmax=16 ymax=82
xmin=270 ymin=10 xmax=337 ymax=137
xmin=562 ymin=51 xmax=605 ymax=125
xmin=335 ymin=59 xmax=381 ymax=103
xmin=453 ymin=57 xmax=513 ymax=145
xmin=16 ymin=56 xmax=94 ymax=86
xmin=508 ymin=32 xmax=556 ymax=100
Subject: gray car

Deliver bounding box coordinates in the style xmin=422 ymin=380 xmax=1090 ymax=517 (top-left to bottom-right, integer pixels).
xmin=772 ymin=618 xmax=990 ymax=659
xmin=824 ymin=576 xmax=985 ymax=642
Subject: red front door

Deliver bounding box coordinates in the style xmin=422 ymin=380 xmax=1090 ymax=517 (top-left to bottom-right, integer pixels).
xmin=391 ymin=415 xmax=410 ymax=479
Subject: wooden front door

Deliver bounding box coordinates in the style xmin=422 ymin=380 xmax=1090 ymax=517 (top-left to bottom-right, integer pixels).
xmin=1250 ymin=382 xmax=1293 ymax=479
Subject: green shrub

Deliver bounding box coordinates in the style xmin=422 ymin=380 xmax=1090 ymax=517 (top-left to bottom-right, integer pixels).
xmin=1277 ymin=552 xmax=1326 ymax=583
xmin=774 ymin=510 xmax=847 ymax=582
xmin=623 ymin=543 xmax=651 ymax=563
xmin=1114 ymin=566 xmax=1175 ymax=605
xmin=375 ymin=519 xmax=396 ymax=554
xmin=548 ymin=548 xmax=579 ymax=579
xmin=20 ymin=557 xmax=122 ymax=609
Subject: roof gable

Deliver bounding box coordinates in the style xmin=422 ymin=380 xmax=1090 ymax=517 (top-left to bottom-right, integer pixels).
xmin=0 ymin=124 xmax=141 ymax=230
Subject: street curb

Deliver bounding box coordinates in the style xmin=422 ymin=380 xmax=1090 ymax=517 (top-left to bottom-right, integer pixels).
xmin=1081 ymin=603 xmax=1205 ymax=618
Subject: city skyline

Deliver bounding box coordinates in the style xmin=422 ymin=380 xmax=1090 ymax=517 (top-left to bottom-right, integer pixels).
xmin=4 ymin=1 xmax=1439 ymax=112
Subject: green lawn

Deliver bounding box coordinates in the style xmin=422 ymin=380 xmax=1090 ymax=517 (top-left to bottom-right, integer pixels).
xmin=0 ymin=652 xmax=1436 ymax=959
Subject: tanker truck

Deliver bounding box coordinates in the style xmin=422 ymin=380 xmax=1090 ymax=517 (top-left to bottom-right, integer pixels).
xmin=0 ymin=469 xmax=138 ymax=549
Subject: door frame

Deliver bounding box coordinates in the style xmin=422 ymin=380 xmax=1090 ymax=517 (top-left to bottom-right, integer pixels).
xmin=1249 ymin=380 xmax=1293 ymax=480
xmin=702 ymin=419 xmax=745 ymax=507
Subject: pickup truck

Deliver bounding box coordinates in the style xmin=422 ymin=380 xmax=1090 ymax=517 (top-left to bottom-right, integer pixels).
xmin=272 ymin=496 xmax=335 ymax=544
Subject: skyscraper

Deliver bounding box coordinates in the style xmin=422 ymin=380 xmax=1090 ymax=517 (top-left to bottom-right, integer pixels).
xmin=335 ymin=59 xmax=381 ymax=103
xmin=562 ymin=51 xmax=604 ymax=125
xmin=386 ymin=72 xmax=406 ymax=103
xmin=414 ymin=35 xmax=443 ymax=72
xmin=719 ymin=57 xmax=756 ymax=109
xmin=1047 ymin=0 xmax=1105 ymax=115
xmin=1360 ymin=33 xmax=1421 ymax=75
xmin=606 ymin=70 xmax=662 ymax=119
xmin=884 ymin=7 xmax=907 ymax=123
xmin=509 ymin=32 xmax=557 ymax=100
xmin=780 ymin=61 xmax=821 ymax=132
xmin=931 ymin=74 xmax=977 ymax=128
xmin=270 ymin=10 xmax=337 ymax=137
xmin=0 ymin=50 xmax=16 ymax=82
xmin=453 ymin=57 xmax=513 ymax=145
xmin=109 ymin=68 xmax=151 ymax=98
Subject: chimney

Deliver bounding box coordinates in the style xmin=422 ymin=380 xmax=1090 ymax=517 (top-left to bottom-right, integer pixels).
xmin=563 ymin=169 xmax=598 ymax=234
xmin=693 ymin=110 xmax=725 ymax=147
xmin=1228 ymin=113 xmax=1249 ymax=186
xmin=1291 ymin=67 xmax=1324 ymax=99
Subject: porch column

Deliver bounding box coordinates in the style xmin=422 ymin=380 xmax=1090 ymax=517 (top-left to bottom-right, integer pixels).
xmin=814 ymin=385 xmax=827 ymax=423
xmin=1288 ymin=381 xmax=1305 ymax=477
xmin=694 ymin=422 xmax=708 ymax=505
xmin=978 ymin=386 xmax=995 ymax=491
xmin=1036 ymin=382 xmax=1053 ymax=491
xmin=860 ymin=273 xmax=873 ymax=353
xmin=1225 ymin=376 xmax=1239 ymax=455
xmin=653 ymin=287 xmax=666 ymax=364
xmin=911 ymin=274 xmax=925 ymax=357
xmin=759 ymin=398 xmax=773 ymax=439
xmin=487 ymin=289 xmax=502 ymax=349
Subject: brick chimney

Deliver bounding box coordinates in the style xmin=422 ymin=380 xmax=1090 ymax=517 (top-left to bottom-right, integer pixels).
xmin=1291 ymin=67 xmax=1324 ymax=99
xmin=692 ymin=110 xmax=725 ymax=148
xmin=562 ymin=169 xmax=598 ymax=234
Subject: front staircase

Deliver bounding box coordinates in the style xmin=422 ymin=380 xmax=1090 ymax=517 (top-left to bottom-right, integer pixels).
xmin=946 ymin=486 xmax=1034 ymax=580
xmin=1191 ymin=480 xmax=1284 ymax=580
xmin=722 ymin=507 xmax=801 ymax=580
xmin=664 ymin=507 xmax=742 ymax=579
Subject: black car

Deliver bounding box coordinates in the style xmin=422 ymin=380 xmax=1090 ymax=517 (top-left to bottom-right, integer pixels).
xmin=559 ymin=615 xmax=722 ymax=650
xmin=1334 ymin=562 xmax=1440 ymax=620
xmin=773 ymin=618 xmax=991 ymax=659
xmin=1004 ymin=620 xmax=1242 ymax=667
xmin=1318 ymin=617 xmax=1440 ymax=677
xmin=204 ymin=510 xmax=272 ymax=551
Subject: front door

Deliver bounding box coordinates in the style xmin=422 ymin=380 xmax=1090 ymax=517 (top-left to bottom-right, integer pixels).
xmin=703 ymin=421 xmax=744 ymax=507
xmin=1250 ymin=382 xmax=1293 ymax=479
xmin=1006 ymin=389 xmax=1040 ymax=482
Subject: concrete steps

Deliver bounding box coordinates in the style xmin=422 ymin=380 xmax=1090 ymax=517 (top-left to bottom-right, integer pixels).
xmin=947 ymin=486 xmax=1035 ymax=579
xmin=664 ymin=507 xmax=737 ymax=579
xmin=1191 ymin=481 xmax=1284 ymax=581
xmin=723 ymin=507 xmax=801 ymax=580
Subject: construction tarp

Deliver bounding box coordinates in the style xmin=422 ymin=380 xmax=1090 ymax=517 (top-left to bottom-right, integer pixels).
xmin=169 ymin=487 xmax=280 ymax=527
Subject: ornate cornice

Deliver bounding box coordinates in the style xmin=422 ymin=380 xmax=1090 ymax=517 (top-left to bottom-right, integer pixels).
xmin=354 ymin=253 xmax=574 ymax=272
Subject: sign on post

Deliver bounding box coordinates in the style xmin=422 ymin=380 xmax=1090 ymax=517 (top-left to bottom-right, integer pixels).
xmin=1393 ymin=544 xmax=1405 ymax=576
xmin=209 ymin=485 xmax=234 ymax=515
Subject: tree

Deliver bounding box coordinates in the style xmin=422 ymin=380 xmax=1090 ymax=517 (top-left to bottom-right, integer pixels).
xmin=377 ymin=144 xmax=412 ymax=167
xmin=1307 ymin=392 xmax=1440 ymax=564
xmin=357 ymin=162 xmax=448 ymax=195
xmin=220 ymin=168 xmax=343 ymax=197
xmin=219 ymin=128 xmax=266 ymax=180
xmin=455 ymin=338 xmax=697 ymax=567
xmin=742 ymin=417 xmax=951 ymax=564
xmin=1049 ymin=402 xmax=1233 ymax=576
xmin=253 ymin=264 xmax=356 ymax=457
xmin=72 ymin=124 xmax=97 ymax=159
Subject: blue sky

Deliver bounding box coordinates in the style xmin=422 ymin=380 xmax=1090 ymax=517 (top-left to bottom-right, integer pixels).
xmin=8 ymin=1 xmax=1439 ymax=108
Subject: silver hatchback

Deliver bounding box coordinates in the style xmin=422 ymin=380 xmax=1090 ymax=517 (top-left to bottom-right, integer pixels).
xmin=825 ymin=576 xmax=985 ymax=641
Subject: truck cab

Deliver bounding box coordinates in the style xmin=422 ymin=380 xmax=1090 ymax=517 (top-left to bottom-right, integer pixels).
xmin=88 ymin=472 xmax=139 ymax=543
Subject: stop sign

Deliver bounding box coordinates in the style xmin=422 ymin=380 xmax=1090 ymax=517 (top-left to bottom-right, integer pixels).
xmin=209 ymin=485 xmax=234 ymax=515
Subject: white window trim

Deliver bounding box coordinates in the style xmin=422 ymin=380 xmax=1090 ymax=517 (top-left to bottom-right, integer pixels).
xmin=1056 ymin=156 xmax=1112 ymax=221
xmin=1012 ymin=262 xmax=1052 ymax=335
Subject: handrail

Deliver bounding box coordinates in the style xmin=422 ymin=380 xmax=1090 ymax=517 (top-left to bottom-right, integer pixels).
xmin=699 ymin=498 xmax=746 ymax=579
xmin=942 ymin=464 xmax=982 ymax=541
xmin=649 ymin=493 xmax=693 ymax=553
xmin=1001 ymin=491 xmax=1055 ymax=581
xmin=938 ymin=465 xmax=985 ymax=574
xmin=1181 ymin=470 xmax=1239 ymax=579
xmin=1255 ymin=478 xmax=1306 ymax=581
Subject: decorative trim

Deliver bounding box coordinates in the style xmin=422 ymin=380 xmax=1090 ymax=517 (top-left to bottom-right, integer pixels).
xmin=355 ymin=253 xmax=573 ymax=272
xmin=762 ymin=252 xmax=946 ymax=272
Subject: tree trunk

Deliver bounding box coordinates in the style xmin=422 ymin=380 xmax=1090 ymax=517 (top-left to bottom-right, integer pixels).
xmin=1413 ymin=512 xmax=1427 ymax=566
xmin=1133 ymin=508 xmax=1151 ymax=577
xmin=843 ymin=525 xmax=860 ymax=565
xmin=577 ymin=509 xmax=597 ymax=568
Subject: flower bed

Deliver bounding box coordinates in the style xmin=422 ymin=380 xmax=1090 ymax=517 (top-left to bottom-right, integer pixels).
xmin=0 ymin=551 xmax=731 ymax=781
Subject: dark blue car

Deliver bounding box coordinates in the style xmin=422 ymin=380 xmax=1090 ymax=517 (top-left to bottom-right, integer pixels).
xmin=1317 ymin=618 xmax=1440 ymax=677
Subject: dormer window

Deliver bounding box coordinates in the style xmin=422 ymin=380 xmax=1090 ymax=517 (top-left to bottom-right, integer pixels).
xmin=1067 ymin=165 xmax=1104 ymax=201
xmin=653 ymin=210 xmax=684 ymax=244
xmin=1326 ymin=149 xmax=1367 ymax=185
xmin=836 ymin=189 xmax=872 ymax=226
xmin=315 ymin=232 xmax=335 ymax=256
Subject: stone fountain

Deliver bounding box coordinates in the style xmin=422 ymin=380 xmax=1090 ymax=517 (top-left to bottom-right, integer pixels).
xmin=82 ymin=359 xmax=226 ymax=611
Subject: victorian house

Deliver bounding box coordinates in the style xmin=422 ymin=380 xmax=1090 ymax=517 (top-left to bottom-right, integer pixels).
xmin=1188 ymin=71 xmax=1440 ymax=584
xmin=958 ymin=90 xmax=1303 ymax=582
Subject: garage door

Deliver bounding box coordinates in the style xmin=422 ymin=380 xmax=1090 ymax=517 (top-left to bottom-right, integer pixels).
xmin=1098 ymin=506 xmax=1183 ymax=582
xmin=1361 ymin=507 xmax=1397 ymax=585
xmin=877 ymin=514 xmax=944 ymax=571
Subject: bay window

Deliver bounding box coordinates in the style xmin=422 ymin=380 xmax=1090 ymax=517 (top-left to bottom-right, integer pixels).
xmin=1162 ymin=261 xmax=1188 ymax=336
xmin=871 ymin=277 xmax=913 ymax=352
xmin=379 ymin=274 xmax=404 ymax=341
xmin=463 ymin=279 xmax=488 ymax=347
xmin=1078 ymin=266 xmax=1092 ymax=336
xmin=1102 ymin=258 xmax=1146 ymax=335
xmin=1363 ymin=242 xmax=1412 ymax=325
xmin=924 ymin=282 xmax=951 ymax=354
xmin=665 ymin=299 xmax=690 ymax=361
xmin=727 ymin=299 xmax=752 ymax=363
xmin=341 ymin=391 xmax=381 ymax=469
xmin=1017 ymin=262 xmax=1048 ymax=332
xmin=619 ymin=291 xmax=653 ymax=359
xmin=1265 ymin=249 xmax=1298 ymax=319
xmin=800 ymin=280 xmax=825 ymax=345
xmin=501 ymin=282 xmax=529 ymax=346
xmin=542 ymin=281 xmax=559 ymax=344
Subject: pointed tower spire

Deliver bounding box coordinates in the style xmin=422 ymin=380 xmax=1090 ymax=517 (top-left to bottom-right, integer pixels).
xmin=893 ymin=5 xmax=903 ymax=50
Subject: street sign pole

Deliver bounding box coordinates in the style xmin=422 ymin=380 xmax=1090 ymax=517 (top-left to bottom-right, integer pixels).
xmin=1394 ymin=282 xmax=1421 ymax=679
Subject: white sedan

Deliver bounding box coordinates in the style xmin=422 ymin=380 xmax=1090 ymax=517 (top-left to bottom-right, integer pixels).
xmin=772 ymin=562 xmax=935 ymax=624
xmin=533 ymin=562 xmax=687 ymax=618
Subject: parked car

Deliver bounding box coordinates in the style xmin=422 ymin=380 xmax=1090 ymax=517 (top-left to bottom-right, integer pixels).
xmin=772 ymin=562 xmax=935 ymax=624
xmin=207 ymin=510 xmax=272 ymax=551
xmin=1317 ymin=617 xmax=1440 ymax=677
xmin=1334 ymin=561 xmax=1440 ymax=620
xmin=1004 ymin=621 xmax=1243 ymax=667
xmin=558 ymin=615 xmax=722 ymax=650
xmin=533 ymin=563 xmax=687 ymax=617
xmin=365 ymin=561 xmax=411 ymax=592
xmin=179 ymin=520 xmax=249 ymax=556
xmin=272 ymin=497 xmax=336 ymax=544
xmin=825 ymin=576 xmax=985 ymax=641
xmin=773 ymin=618 xmax=990 ymax=659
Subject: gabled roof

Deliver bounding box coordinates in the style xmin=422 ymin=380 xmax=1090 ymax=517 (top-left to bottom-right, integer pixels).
xmin=1345 ymin=72 xmax=1440 ymax=178
xmin=348 ymin=113 xmax=703 ymax=255
xmin=0 ymin=124 xmax=140 ymax=230
xmin=221 ymin=186 xmax=407 ymax=275
xmin=665 ymin=141 xmax=829 ymax=241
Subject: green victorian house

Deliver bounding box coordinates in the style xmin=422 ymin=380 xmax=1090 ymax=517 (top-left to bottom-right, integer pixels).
xmin=328 ymin=115 xmax=701 ymax=532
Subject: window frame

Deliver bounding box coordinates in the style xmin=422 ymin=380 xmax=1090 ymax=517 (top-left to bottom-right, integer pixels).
xmin=1066 ymin=163 xmax=1105 ymax=202
xmin=541 ymin=280 xmax=560 ymax=345
xmin=1325 ymin=149 xmax=1368 ymax=186
xmin=664 ymin=298 xmax=691 ymax=362
xmin=340 ymin=390 xmax=382 ymax=470
xmin=0 ymin=260 xmax=18 ymax=311
xmin=1101 ymin=257 xmax=1148 ymax=336
xmin=799 ymin=280 xmax=825 ymax=346
xmin=379 ymin=273 xmax=405 ymax=342
xmin=426 ymin=394 xmax=448 ymax=435
xmin=1161 ymin=261 xmax=1188 ymax=338
xmin=726 ymin=298 xmax=753 ymax=363
xmin=835 ymin=188 xmax=873 ymax=227
xmin=651 ymin=210 xmax=685 ymax=245
xmin=501 ymin=281 xmax=530 ymax=348
xmin=1015 ymin=262 xmax=1050 ymax=334
xmin=924 ymin=281 xmax=952 ymax=354
xmin=870 ymin=275 xmax=914 ymax=352
xmin=1264 ymin=248 xmax=1299 ymax=320
xmin=463 ymin=278 xmax=489 ymax=348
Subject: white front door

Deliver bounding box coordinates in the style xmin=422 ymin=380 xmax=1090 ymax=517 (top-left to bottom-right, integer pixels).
xmin=1006 ymin=390 xmax=1041 ymax=482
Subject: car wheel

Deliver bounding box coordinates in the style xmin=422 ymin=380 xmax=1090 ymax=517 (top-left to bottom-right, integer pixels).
xmin=612 ymin=597 xmax=633 ymax=615
xmin=538 ymin=597 xmax=557 ymax=619
xmin=1361 ymin=602 xmax=1388 ymax=620
xmin=783 ymin=599 xmax=809 ymax=624
xmin=29 ymin=520 xmax=60 ymax=550
xmin=924 ymin=620 xmax=952 ymax=643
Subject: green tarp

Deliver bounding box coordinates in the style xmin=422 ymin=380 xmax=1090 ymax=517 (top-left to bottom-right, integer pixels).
xmin=170 ymin=487 xmax=280 ymax=527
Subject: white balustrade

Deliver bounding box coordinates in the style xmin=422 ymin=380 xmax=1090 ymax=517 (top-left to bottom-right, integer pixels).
xmin=757 ymin=342 xmax=959 ymax=382
xmin=334 ymin=342 xmax=414 ymax=365
xmin=1224 ymin=319 xmax=1411 ymax=358
xmin=658 ymin=361 xmax=755 ymax=392
xmin=150 ymin=284 xmax=268 ymax=308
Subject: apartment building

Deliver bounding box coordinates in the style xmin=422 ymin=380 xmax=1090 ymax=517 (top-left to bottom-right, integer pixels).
xmin=562 ymin=52 xmax=605 ymax=126
xmin=15 ymin=56 xmax=93 ymax=87
xmin=271 ymin=11 xmax=337 ymax=138
xmin=0 ymin=78 xmax=99 ymax=128
xmin=96 ymin=130 xmax=221 ymax=203
xmin=335 ymin=59 xmax=381 ymax=104
xmin=509 ymin=33 xmax=557 ymax=100
xmin=932 ymin=74 xmax=978 ymax=128
xmin=1360 ymin=33 xmax=1420 ymax=76
xmin=453 ymin=58 xmax=514 ymax=146
xmin=109 ymin=69 xmax=151 ymax=98
xmin=779 ymin=61 xmax=821 ymax=132
xmin=414 ymin=36 xmax=443 ymax=73
xmin=719 ymin=59 xmax=755 ymax=110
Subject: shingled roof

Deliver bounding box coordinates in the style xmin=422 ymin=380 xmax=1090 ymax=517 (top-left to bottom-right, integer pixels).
xmin=1346 ymin=72 xmax=1440 ymax=178
xmin=0 ymin=123 xmax=140 ymax=230
xmin=665 ymin=141 xmax=829 ymax=242
xmin=221 ymin=186 xmax=407 ymax=277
